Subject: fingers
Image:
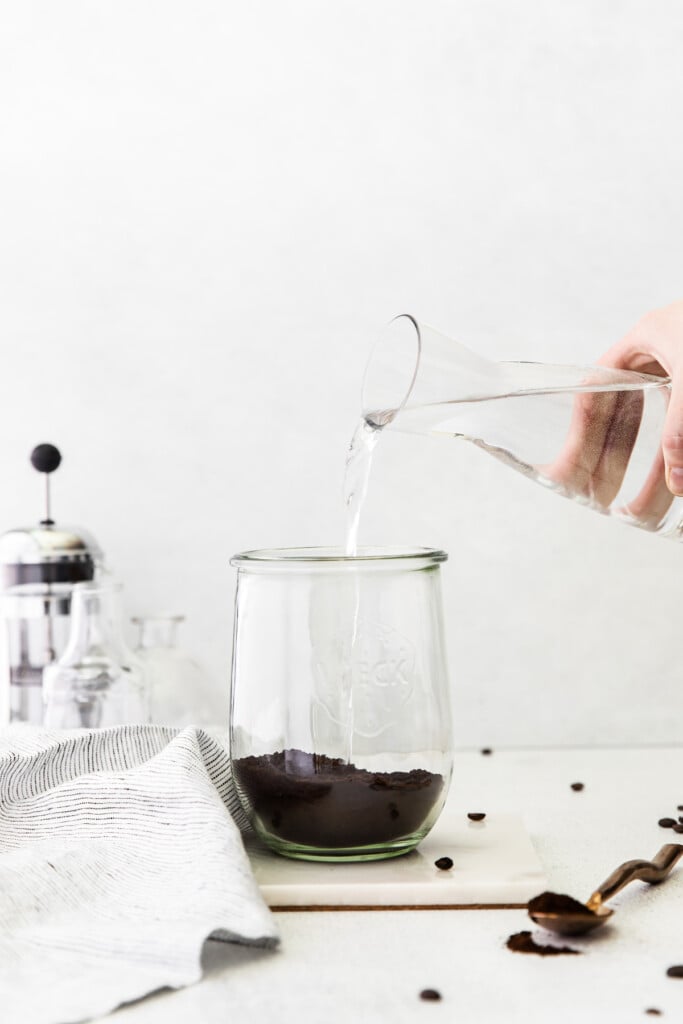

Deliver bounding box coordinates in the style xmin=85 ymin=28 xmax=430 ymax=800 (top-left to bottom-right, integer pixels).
xmin=542 ymin=387 xmax=642 ymax=509
xmin=591 ymin=389 xmax=644 ymax=507
xmin=662 ymin=383 xmax=683 ymax=496
xmin=620 ymin=447 xmax=673 ymax=528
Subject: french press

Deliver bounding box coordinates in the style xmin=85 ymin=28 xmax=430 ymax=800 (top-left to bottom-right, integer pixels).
xmin=0 ymin=445 xmax=104 ymax=724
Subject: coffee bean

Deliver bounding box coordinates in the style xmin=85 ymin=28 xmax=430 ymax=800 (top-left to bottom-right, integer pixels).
xmin=467 ymin=812 xmax=486 ymax=822
xmin=570 ymin=782 xmax=584 ymax=792
xmin=480 ymin=748 xmax=493 ymax=756
xmin=678 ymin=816 xmax=683 ymax=824
xmin=666 ymin=965 xmax=683 ymax=978
xmin=658 ymin=818 xmax=677 ymax=828
xmin=645 ymin=1009 xmax=662 ymax=1016
xmin=434 ymin=856 xmax=453 ymax=871
xmin=678 ymin=805 xmax=683 ymax=812
xmin=673 ymin=824 xmax=683 ymax=834
xmin=419 ymin=989 xmax=441 ymax=1001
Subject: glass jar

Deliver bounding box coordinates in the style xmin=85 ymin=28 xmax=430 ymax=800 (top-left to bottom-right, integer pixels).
xmin=229 ymin=546 xmax=453 ymax=862
xmin=43 ymin=581 xmax=149 ymax=729
xmin=132 ymin=615 xmax=220 ymax=727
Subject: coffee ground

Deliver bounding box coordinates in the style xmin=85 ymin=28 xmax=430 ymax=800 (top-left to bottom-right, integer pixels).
xmin=527 ymin=891 xmax=595 ymax=919
xmin=506 ymin=931 xmax=581 ymax=956
xmin=233 ymin=748 xmax=444 ymax=849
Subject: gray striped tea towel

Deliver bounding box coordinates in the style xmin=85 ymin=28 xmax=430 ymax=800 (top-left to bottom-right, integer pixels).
xmin=0 ymin=725 xmax=278 ymax=1024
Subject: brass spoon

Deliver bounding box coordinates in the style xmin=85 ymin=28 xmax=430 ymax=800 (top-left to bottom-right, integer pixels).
xmin=528 ymin=844 xmax=683 ymax=936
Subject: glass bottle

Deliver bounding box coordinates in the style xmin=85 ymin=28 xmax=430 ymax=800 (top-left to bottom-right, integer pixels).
xmin=43 ymin=581 xmax=149 ymax=729
xmin=229 ymin=546 xmax=453 ymax=862
xmin=362 ymin=315 xmax=679 ymax=538
xmin=132 ymin=615 xmax=219 ymax=728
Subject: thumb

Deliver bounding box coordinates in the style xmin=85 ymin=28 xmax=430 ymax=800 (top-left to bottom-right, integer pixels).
xmin=662 ymin=382 xmax=683 ymax=496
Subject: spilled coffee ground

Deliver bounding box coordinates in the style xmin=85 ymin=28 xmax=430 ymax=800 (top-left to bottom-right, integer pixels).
xmin=506 ymin=931 xmax=581 ymax=956
xmin=233 ymin=748 xmax=444 ymax=848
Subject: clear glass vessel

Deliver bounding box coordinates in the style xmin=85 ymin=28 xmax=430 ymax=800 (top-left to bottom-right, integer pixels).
xmin=363 ymin=315 xmax=680 ymax=538
xmin=132 ymin=615 xmax=220 ymax=727
xmin=43 ymin=581 xmax=149 ymax=728
xmin=229 ymin=546 xmax=452 ymax=862
xmin=0 ymin=521 xmax=102 ymax=725
xmin=1 ymin=586 xmax=73 ymax=724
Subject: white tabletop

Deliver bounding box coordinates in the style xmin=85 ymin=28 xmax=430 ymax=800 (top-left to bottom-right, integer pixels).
xmin=98 ymin=747 xmax=683 ymax=1023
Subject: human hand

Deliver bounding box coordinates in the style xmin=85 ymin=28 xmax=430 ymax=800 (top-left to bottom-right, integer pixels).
xmin=600 ymin=301 xmax=683 ymax=496
xmin=537 ymin=305 xmax=678 ymax=529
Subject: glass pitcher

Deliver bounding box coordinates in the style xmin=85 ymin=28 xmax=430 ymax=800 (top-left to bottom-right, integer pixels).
xmin=43 ymin=581 xmax=149 ymax=729
xmin=362 ymin=315 xmax=679 ymax=539
xmin=229 ymin=547 xmax=453 ymax=862
xmin=132 ymin=615 xmax=219 ymax=727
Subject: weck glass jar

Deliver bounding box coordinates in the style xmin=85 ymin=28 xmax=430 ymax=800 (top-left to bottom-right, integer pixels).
xmin=229 ymin=546 xmax=453 ymax=862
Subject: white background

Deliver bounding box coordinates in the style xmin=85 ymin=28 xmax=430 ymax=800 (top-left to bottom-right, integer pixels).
xmin=1 ymin=0 xmax=682 ymax=746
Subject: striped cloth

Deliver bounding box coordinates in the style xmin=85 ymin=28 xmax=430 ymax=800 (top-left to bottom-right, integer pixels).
xmin=0 ymin=725 xmax=279 ymax=1024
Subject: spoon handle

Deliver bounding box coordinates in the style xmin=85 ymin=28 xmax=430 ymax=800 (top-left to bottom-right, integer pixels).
xmin=587 ymin=844 xmax=683 ymax=908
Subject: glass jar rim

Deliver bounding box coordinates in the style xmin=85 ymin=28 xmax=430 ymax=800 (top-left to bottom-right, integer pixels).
xmin=230 ymin=545 xmax=447 ymax=571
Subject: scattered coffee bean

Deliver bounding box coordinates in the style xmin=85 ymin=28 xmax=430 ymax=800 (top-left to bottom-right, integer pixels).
xmin=480 ymin=748 xmax=493 ymax=756
xmin=667 ymin=965 xmax=683 ymax=978
xmin=434 ymin=856 xmax=454 ymax=871
xmin=658 ymin=818 xmax=677 ymax=829
xmin=419 ymin=989 xmax=442 ymax=1002
xmin=645 ymin=1010 xmax=662 ymax=1017
xmin=467 ymin=812 xmax=486 ymax=822
xmin=679 ymin=816 xmax=683 ymax=824
xmin=506 ymin=931 xmax=580 ymax=956
xmin=678 ymin=805 xmax=683 ymax=812
xmin=673 ymin=824 xmax=683 ymax=834
xmin=570 ymin=782 xmax=584 ymax=792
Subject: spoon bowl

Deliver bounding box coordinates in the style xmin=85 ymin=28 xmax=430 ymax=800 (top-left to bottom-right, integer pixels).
xmin=528 ymin=897 xmax=612 ymax=936
xmin=527 ymin=844 xmax=683 ymax=938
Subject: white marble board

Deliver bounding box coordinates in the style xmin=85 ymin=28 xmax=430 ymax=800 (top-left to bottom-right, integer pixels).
xmin=245 ymin=810 xmax=547 ymax=909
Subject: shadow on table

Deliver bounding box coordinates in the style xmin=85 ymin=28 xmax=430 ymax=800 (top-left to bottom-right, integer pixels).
xmin=202 ymin=936 xmax=276 ymax=976
xmin=107 ymin=939 xmax=276 ymax=1019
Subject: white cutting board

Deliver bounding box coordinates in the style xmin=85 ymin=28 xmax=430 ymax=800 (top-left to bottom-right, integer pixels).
xmin=245 ymin=810 xmax=547 ymax=909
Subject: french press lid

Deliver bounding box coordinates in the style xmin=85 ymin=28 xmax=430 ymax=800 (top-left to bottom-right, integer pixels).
xmin=0 ymin=444 xmax=103 ymax=589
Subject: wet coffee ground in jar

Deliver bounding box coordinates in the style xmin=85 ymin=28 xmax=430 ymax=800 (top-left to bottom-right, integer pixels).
xmin=233 ymin=748 xmax=444 ymax=848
